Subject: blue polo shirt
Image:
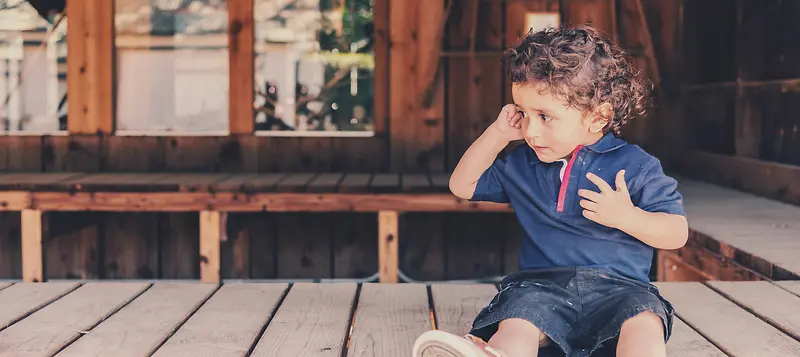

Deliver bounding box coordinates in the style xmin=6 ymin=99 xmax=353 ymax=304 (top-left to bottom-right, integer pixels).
xmin=472 ymin=132 xmax=685 ymax=283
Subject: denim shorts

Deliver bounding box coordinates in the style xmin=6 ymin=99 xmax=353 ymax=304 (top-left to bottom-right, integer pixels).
xmin=468 ymin=266 xmax=674 ymax=357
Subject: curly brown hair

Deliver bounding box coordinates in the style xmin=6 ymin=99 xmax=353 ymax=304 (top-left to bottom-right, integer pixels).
xmin=504 ymin=25 xmax=650 ymax=136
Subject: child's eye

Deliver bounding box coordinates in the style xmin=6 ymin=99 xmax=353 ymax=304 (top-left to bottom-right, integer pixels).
xmin=539 ymin=113 xmax=552 ymax=121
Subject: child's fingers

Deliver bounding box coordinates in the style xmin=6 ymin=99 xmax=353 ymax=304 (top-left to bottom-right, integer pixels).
xmin=577 ymin=189 xmax=601 ymax=202
xmin=509 ymin=112 xmax=523 ymax=127
xmin=586 ymin=173 xmax=613 ymax=193
xmin=579 ymin=199 xmax=597 ymax=211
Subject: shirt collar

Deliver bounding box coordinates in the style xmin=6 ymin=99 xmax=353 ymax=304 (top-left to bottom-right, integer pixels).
xmin=528 ymin=132 xmax=627 ymax=164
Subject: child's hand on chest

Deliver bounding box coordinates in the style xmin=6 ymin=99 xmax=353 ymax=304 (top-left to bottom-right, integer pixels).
xmin=577 ymin=170 xmax=635 ymax=229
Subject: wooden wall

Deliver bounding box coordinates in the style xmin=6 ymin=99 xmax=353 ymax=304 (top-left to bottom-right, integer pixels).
xmin=664 ymin=0 xmax=800 ymax=206
xmin=0 ymin=0 xmax=682 ymax=281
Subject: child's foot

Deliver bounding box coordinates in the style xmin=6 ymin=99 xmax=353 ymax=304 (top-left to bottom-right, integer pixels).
xmin=413 ymin=330 xmax=505 ymax=357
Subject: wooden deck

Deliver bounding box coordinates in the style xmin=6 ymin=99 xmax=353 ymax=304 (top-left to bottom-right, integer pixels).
xmin=0 ymin=281 xmax=799 ymax=356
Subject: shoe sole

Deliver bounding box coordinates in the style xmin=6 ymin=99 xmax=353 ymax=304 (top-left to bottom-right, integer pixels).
xmin=413 ymin=330 xmax=484 ymax=357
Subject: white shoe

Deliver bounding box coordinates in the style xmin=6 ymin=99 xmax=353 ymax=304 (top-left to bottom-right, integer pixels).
xmin=412 ymin=330 xmax=504 ymax=357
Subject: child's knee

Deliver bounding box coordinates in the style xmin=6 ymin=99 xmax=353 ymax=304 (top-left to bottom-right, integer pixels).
xmin=621 ymin=311 xmax=663 ymax=336
xmin=496 ymin=318 xmax=549 ymax=344
xmin=618 ymin=311 xmax=666 ymax=357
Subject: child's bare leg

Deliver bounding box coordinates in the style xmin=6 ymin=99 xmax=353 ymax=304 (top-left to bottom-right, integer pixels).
xmin=616 ymin=311 xmax=666 ymax=357
xmin=486 ymin=318 xmax=546 ymax=357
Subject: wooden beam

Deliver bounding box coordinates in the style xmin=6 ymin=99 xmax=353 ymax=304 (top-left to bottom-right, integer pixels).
xmin=29 ymin=192 xmax=513 ymax=212
xmin=0 ymin=191 xmax=31 ymax=211
xmin=682 ymin=78 xmax=800 ymax=93
xmin=199 ymin=211 xmax=223 ymax=283
xmin=228 ymin=0 xmax=255 ymax=134
xmin=389 ymin=0 xmax=446 ymax=172
xmin=21 ymin=209 xmax=43 ymax=282
xmin=378 ymin=210 xmax=398 ymax=283
xmin=667 ymin=149 xmax=800 ymax=207
xmin=66 ymin=0 xmax=114 ymax=134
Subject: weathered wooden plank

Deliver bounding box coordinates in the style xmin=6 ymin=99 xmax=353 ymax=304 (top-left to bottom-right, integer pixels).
xmin=30 ymin=192 xmax=513 ymax=212
xmin=379 ymin=211 xmax=399 ymax=283
xmin=251 ymin=283 xmax=356 ymax=356
xmin=0 ymin=212 xmax=21 ymax=278
xmin=42 ymin=136 xmax=102 ymax=173
xmin=708 ymin=281 xmax=800 ymax=340
xmin=430 ymin=284 xmax=496 ymax=336
xmin=347 ymin=283 xmax=432 ymax=356
xmin=21 ymin=210 xmax=42 ymax=282
xmin=776 ymin=281 xmax=800 ymax=297
xmin=240 ymin=173 xmax=286 ymax=192
xmin=401 ymin=213 xmax=447 ymax=280
xmin=656 ymin=282 xmax=800 ymax=356
xmin=200 ymin=211 xmax=222 ymax=283
xmin=389 ymin=0 xmax=446 ymax=172
xmin=338 ymin=173 xmax=372 ymax=193
xmin=44 ymin=212 xmax=101 ymax=280
xmin=402 ymin=174 xmax=432 ymax=193
xmin=0 ymin=282 xmax=149 ymax=357
xmin=103 ymin=213 xmax=159 ymax=279
xmin=670 ymin=149 xmax=800 ymax=207
xmin=161 ymin=213 xmax=199 ymax=279
xmin=0 ymin=173 xmax=85 ymax=190
xmin=275 ymin=213 xmax=332 ymax=279
xmin=306 ymin=173 xmax=344 ymax=193
xmin=152 ymin=283 xmax=288 ymax=357
xmin=275 ymin=173 xmax=317 ymax=193
xmin=667 ymin=317 xmax=727 ymax=357
xmin=676 ymin=177 xmax=800 ymax=279
xmin=370 ymin=173 xmax=400 ymax=193
xmin=0 ymin=282 xmax=11 ymax=291
xmin=0 ymin=192 xmax=29 ymax=211
xmin=332 ymin=213 xmax=378 ymax=278
xmin=228 ymin=0 xmax=255 ymax=134
xmin=0 ymin=282 xmax=79 ymax=331
xmin=446 ymin=213 xmax=503 ymax=279
xmin=66 ymin=0 xmax=114 ymax=134
xmin=57 ymin=283 xmax=217 ymax=357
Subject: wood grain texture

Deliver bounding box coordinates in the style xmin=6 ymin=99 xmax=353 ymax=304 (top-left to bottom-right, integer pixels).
xmin=0 ymin=282 xmax=79 ymax=331
xmin=0 ymin=282 xmax=148 ymax=357
xmin=200 ymin=211 xmax=222 ymax=283
xmin=677 ymin=177 xmax=800 ymax=278
xmin=656 ymin=282 xmax=800 ymax=356
xmin=21 ymin=210 xmax=42 ymax=282
xmin=776 ymin=281 xmax=800 ymax=297
xmin=251 ymin=283 xmax=356 ymax=357
xmin=347 ymin=283 xmax=431 ymax=357
xmin=667 ymin=317 xmax=727 ymax=357
xmin=430 ymin=284 xmax=496 ymax=336
xmin=57 ymin=283 xmax=217 ymax=357
xmin=378 ymin=211 xmax=399 ymax=283
xmin=66 ymin=0 xmax=114 ymax=134
xmin=707 ymin=281 xmax=800 ymax=340
xmin=228 ymin=0 xmax=255 ymax=134
xmin=152 ymin=283 xmax=288 ymax=357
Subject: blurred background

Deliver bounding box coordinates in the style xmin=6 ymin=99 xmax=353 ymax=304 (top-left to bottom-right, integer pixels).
xmin=0 ymin=0 xmax=797 ymax=284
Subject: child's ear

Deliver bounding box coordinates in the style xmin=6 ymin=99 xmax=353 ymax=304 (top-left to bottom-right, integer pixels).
xmin=589 ymin=103 xmax=613 ymax=133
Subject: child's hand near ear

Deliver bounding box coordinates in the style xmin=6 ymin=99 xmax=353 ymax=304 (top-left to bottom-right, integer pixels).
xmin=490 ymin=104 xmax=525 ymax=142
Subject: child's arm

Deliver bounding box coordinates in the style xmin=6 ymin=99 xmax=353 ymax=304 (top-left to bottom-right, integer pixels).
xmin=449 ymin=104 xmax=524 ymax=199
xmin=578 ymin=169 xmax=689 ymax=250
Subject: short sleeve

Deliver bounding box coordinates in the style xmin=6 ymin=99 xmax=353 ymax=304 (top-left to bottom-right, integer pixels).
xmin=631 ymin=159 xmax=685 ymax=216
xmin=470 ymin=147 xmax=524 ymax=203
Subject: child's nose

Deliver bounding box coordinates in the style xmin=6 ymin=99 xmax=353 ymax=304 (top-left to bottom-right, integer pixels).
xmin=525 ymin=118 xmax=543 ymax=139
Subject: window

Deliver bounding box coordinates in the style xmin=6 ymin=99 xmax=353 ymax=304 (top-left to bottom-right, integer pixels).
xmin=525 ymin=12 xmax=560 ymax=34
xmin=115 ymin=0 xmax=229 ymax=134
xmin=253 ymin=0 xmax=375 ymax=136
xmin=0 ymin=0 xmax=67 ymax=134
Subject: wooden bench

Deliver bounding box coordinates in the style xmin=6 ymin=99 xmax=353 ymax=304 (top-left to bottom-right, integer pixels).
xmin=659 ymin=177 xmax=800 ymax=282
xmin=0 ymin=173 xmax=512 ymax=283
xmin=0 ymin=280 xmax=798 ymax=356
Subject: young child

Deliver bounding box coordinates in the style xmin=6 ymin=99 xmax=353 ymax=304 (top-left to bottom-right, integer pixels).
xmin=412 ymin=25 xmax=688 ymax=357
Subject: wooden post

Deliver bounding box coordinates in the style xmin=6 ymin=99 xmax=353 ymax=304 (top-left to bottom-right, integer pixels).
xmin=21 ymin=209 xmax=43 ymax=282
xmin=66 ymin=0 xmax=114 ymax=134
xmin=378 ymin=211 xmax=398 ymax=283
xmin=228 ymin=0 xmax=255 ymax=134
xmin=200 ymin=211 xmax=223 ymax=283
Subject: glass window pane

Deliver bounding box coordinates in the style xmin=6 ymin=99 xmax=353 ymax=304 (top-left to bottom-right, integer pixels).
xmin=115 ymin=0 xmax=229 ymax=134
xmin=254 ymin=0 xmax=375 ymax=135
xmin=0 ymin=0 xmax=67 ymax=134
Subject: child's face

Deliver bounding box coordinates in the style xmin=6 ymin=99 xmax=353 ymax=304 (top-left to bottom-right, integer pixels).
xmin=511 ymin=83 xmax=607 ymax=163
